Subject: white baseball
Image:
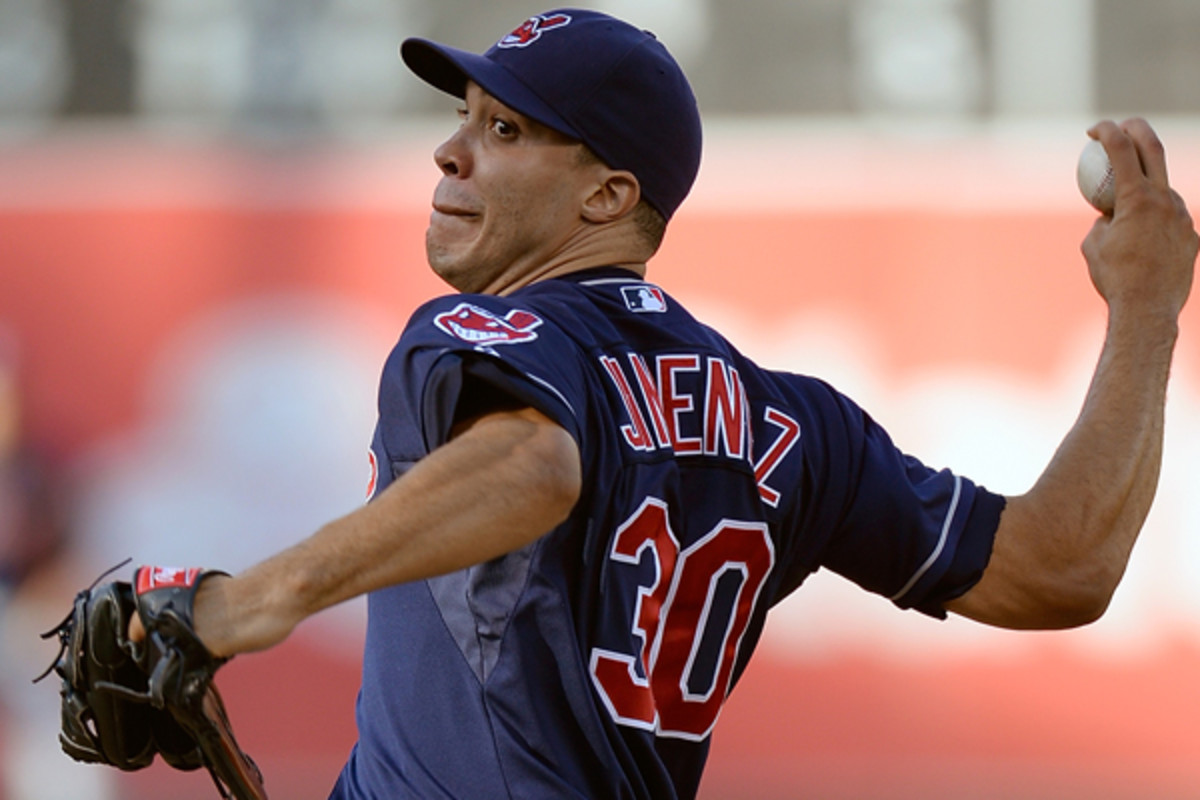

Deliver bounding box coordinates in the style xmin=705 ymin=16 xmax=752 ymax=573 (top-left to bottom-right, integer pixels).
xmin=1076 ymin=138 xmax=1115 ymax=214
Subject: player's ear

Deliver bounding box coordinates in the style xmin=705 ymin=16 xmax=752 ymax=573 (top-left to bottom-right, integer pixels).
xmin=581 ymin=170 xmax=641 ymax=225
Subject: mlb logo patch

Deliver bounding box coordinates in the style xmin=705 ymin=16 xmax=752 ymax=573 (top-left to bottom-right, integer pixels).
xmin=434 ymin=302 xmax=544 ymax=346
xmin=621 ymin=285 xmax=668 ymax=313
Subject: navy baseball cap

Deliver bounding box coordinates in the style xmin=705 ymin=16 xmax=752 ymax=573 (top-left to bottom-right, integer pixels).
xmin=400 ymin=9 xmax=702 ymax=221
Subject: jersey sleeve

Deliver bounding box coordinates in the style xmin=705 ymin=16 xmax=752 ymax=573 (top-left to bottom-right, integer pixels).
xmin=794 ymin=379 xmax=1005 ymax=618
xmin=374 ymin=295 xmax=587 ymax=466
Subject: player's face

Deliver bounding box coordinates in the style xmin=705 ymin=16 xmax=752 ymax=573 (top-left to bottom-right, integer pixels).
xmin=426 ymin=83 xmax=597 ymax=294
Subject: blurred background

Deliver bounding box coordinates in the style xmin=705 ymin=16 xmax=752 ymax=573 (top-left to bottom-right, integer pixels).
xmin=3 ymin=0 xmax=1200 ymax=798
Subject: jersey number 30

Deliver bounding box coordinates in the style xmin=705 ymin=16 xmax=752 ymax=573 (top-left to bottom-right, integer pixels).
xmin=589 ymin=498 xmax=775 ymax=741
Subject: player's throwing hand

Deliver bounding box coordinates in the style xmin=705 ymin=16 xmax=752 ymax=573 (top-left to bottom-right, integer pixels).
xmin=1082 ymin=118 xmax=1198 ymax=321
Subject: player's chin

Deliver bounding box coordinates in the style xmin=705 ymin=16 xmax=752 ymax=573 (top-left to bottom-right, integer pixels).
xmin=425 ymin=238 xmax=483 ymax=293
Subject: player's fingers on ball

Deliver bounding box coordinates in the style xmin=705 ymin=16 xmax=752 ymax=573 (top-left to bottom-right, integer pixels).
xmin=1089 ymin=121 xmax=1143 ymax=188
xmin=1120 ymin=117 xmax=1169 ymax=186
xmin=1086 ymin=118 xmax=1118 ymax=137
xmin=1086 ymin=119 xmax=1117 ymax=147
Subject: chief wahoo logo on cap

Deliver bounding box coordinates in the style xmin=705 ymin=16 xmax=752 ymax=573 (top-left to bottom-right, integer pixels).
xmin=498 ymin=13 xmax=572 ymax=48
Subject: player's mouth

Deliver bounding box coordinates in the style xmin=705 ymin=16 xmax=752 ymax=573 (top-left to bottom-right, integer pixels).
xmin=431 ymin=192 xmax=481 ymax=221
xmin=432 ymin=204 xmax=478 ymax=217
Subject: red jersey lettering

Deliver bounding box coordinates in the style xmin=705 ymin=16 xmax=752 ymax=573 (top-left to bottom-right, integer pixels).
xmin=657 ymin=355 xmax=703 ymax=455
xmin=754 ymin=407 xmax=801 ymax=507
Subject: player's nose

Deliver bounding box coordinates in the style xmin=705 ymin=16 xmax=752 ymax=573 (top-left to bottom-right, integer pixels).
xmin=434 ymin=128 xmax=471 ymax=179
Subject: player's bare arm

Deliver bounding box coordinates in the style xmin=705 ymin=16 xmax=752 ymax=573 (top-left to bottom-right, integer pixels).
xmin=946 ymin=118 xmax=1198 ymax=630
xmin=138 ymin=405 xmax=581 ymax=658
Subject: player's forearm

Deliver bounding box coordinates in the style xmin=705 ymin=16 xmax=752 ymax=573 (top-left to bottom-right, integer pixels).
xmin=1029 ymin=307 xmax=1174 ymax=564
xmin=196 ymin=408 xmax=582 ymax=656
xmin=953 ymin=308 xmax=1176 ymax=628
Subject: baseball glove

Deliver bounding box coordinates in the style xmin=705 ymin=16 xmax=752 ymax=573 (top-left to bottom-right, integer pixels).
xmin=35 ymin=562 xmax=268 ymax=800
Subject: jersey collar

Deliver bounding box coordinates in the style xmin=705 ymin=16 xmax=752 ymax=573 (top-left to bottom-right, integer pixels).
xmin=550 ymin=266 xmax=647 ymax=284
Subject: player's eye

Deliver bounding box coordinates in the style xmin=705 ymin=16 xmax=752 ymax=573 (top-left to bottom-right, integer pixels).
xmin=490 ymin=117 xmax=518 ymax=139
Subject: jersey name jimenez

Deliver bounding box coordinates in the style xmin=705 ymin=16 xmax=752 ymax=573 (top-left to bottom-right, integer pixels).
xmin=599 ymin=351 xmax=800 ymax=507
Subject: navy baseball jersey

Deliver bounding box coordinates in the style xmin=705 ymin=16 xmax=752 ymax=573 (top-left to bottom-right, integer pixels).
xmin=329 ymin=267 xmax=1004 ymax=799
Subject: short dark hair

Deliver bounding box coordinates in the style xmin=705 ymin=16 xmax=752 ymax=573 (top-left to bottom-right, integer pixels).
xmin=576 ymin=144 xmax=667 ymax=254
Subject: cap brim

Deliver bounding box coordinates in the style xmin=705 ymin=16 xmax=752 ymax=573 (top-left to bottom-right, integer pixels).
xmin=400 ymin=38 xmax=580 ymax=141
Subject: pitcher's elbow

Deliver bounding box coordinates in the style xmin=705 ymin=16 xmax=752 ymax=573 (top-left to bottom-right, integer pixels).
xmin=1040 ymin=561 xmax=1123 ymax=628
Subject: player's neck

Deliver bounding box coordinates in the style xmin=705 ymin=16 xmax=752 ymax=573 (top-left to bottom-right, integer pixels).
xmin=488 ymin=223 xmax=651 ymax=295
